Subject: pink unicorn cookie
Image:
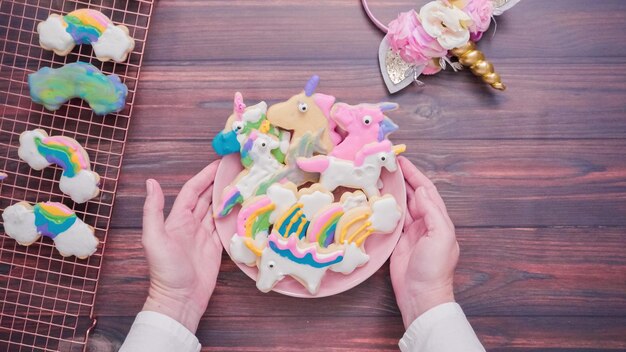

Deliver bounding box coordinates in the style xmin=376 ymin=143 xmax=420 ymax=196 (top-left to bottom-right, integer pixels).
xmin=297 ymin=140 xmax=406 ymax=197
xmin=266 ymin=75 xmax=338 ymax=153
xmin=329 ymin=102 xmax=399 ymax=160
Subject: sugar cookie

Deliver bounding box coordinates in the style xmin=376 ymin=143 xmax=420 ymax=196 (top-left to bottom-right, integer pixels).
xmin=19 ymin=129 xmax=100 ymax=203
xmin=212 ymin=92 xmax=290 ymax=164
xmin=38 ymin=9 xmax=135 ymax=62
xmin=266 ymin=75 xmax=337 ymax=153
xmin=297 ymin=140 xmax=406 ymax=197
xmin=29 ymin=62 xmax=128 ymax=115
xmin=329 ymin=102 xmax=399 ymax=160
xmin=2 ymin=201 xmax=98 ymax=258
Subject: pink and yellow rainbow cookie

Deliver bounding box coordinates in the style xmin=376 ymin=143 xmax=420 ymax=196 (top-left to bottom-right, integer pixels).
xmin=18 ymin=129 xmax=100 ymax=204
xmin=2 ymin=201 xmax=98 ymax=259
xmin=37 ymin=9 xmax=135 ymax=62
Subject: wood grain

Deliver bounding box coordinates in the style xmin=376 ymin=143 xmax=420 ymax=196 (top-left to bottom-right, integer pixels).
xmin=4 ymin=0 xmax=625 ymax=350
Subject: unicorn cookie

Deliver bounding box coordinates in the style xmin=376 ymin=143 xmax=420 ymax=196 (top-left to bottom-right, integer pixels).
xmin=19 ymin=129 xmax=100 ymax=204
xmin=37 ymin=9 xmax=135 ymax=62
xmin=254 ymin=192 xmax=401 ymax=294
xmin=212 ymin=92 xmax=290 ymax=164
xmin=216 ymin=130 xmax=283 ymax=217
xmin=266 ymin=75 xmax=337 ymax=153
xmin=29 ymin=62 xmax=128 ymax=115
xmin=329 ymin=102 xmax=399 ymax=160
xmin=297 ymin=140 xmax=406 ymax=197
xmin=2 ymin=201 xmax=99 ymax=258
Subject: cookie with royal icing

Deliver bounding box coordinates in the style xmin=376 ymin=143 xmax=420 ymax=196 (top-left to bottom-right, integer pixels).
xmin=2 ymin=201 xmax=99 ymax=258
xmin=29 ymin=62 xmax=128 ymax=116
xmin=38 ymin=9 xmax=135 ymax=62
xmin=297 ymin=140 xmax=406 ymax=197
xmin=19 ymin=129 xmax=100 ymax=203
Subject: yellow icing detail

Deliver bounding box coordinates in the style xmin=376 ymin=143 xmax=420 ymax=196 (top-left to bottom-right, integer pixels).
xmin=338 ymin=213 xmax=369 ymax=243
xmin=39 ymin=203 xmax=71 ymax=217
xmin=275 ymin=203 xmax=303 ymax=237
xmin=284 ymin=210 xmax=304 ymax=237
xmin=293 ymin=218 xmax=308 ymax=238
xmin=347 ymin=221 xmax=371 ymax=244
xmin=355 ymin=228 xmax=375 ymax=247
xmin=244 ymin=203 xmax=276 ymax=238
xmin=244 ymin=238 xmax=263 ymax=256
xmin=393 ymin=144 xmax=406 ymax=155
xmin=259 ymin=120 xmax=271 ymax=134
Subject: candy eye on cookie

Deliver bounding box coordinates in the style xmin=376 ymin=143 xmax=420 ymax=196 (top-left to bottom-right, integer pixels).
xmin=297 ymin=102 xmax=308 ymax=113
xmin=232 ymin=121 xmax=244 ymax=133
xmin=268 ymin=261 xmax=276 ymax=269
xmin=362 ymin=115 xmax=372 ymax=125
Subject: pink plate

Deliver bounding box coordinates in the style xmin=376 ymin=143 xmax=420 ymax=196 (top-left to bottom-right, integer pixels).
xmin=213 ymin=154 xmax=407 ymax=298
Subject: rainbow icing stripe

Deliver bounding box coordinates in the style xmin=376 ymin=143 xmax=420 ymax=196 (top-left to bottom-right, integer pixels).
xmin=63 ymin=9 xmax=111 ymax=44
xmin=275 ymin=204 xmax=310 ymax=239
xmin=219 ymin=188 xmax=243 ymax=217
xmin=34 ymin=202 xmax=77 ymax=239
xmin=34 ymin=136 xmax=89 ymax=178
xmin=237 ymin=197 xmax=274 ymax=240
xmin=268 ymin=235 xmax=343 ymax=268
xmin=307 ymin=205 xmax=344 ymax=247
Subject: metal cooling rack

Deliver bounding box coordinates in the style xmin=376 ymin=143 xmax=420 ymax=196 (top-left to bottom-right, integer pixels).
xmin=0 ymin=0 xmax=154 ymax=350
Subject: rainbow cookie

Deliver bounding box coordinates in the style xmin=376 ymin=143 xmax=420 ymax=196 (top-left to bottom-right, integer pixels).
xmin=29 ymin=62 xmax=128 ymax=115
xmin=297 ymin=140 xmax=406 ymax=197
xmin=2 ymin=201 xmax=99 ymax=258
xmin=37 ymin=9 xmax=135 ymax=62
xmin=18 ymin=129 xmax=100 ymax=204
xmin=230 ymin=183 xmax=335 ymax=266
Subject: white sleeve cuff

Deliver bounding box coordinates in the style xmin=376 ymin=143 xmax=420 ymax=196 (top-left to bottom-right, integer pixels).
xmin=119 ymin=311 xmax=201 ymax=352
xmin=399 ymin=302 xmax=485 ymax=352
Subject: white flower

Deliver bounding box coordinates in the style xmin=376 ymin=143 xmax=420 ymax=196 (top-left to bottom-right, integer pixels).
xmin=419 ymin=1 xmax=472 ymax=50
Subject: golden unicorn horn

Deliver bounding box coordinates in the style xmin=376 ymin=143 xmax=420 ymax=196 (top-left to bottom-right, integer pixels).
xmin=259 ymin=120 xmax=271 ymax=134
xmin=450 ymin=41 xmax=506 ymax=91
xmin=393 ymin=144 xmax=406 ymax=155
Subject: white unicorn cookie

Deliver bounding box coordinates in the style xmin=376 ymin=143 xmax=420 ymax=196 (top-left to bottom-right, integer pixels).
xmin=38 ymin=9 xmax=135 ymax=62
xmin=18 ymin=129 xmax=100 ymax=204
xmin=2 ymin=201 xmax=99 ymax=258
xmin=254 ymin=193 xmax=402 ymax=294
xmin=297 ymin=140 xmax=406 ymax=197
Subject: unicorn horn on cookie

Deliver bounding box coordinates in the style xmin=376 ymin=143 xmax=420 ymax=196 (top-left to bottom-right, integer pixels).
xmin=37 ymin=9 xmax=135 ymax=62
xmin=18 ymin=129 xmax=100 ymax=203
xmin=266 ymin=75 xmax=338 ymax=153
xmin=2 ymin=202 xmax=99 ymax=259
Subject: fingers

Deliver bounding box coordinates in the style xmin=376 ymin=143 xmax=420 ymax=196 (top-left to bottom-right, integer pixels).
xmin=201 ymin=206 xmax=223 ymax=250
xmin=413 ymin=187 xmax=451 ymax=237
xmin=171 ymin=160 xmax=220 ymax=215
xmin=399 ymin=156 xmax=448 ymax=214
xmin=192 ymin=184 xmax=214 ymax=220
xmin=143 ymin=179 xmax=166 ymax=242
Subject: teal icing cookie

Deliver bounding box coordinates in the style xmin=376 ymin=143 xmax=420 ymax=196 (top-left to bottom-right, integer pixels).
xmin=28 ymin=62 xmax=128 ymax=115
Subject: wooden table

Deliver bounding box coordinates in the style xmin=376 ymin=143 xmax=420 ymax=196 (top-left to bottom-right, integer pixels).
xmin=88 ymin=0 xmax=626 ymax=350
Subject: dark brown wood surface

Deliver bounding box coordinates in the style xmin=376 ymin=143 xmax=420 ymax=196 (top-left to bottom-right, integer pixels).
xmin=88 ymin=0 xmax=626 ymax=350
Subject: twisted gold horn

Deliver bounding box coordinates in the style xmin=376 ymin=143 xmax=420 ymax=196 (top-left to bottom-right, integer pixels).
xmin=450 ymin=41 xmax=506 ymax=91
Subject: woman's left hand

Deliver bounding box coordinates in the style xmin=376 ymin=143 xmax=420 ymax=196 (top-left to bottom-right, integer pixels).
xmin=141 ymin=160 xmax=223 ymax=333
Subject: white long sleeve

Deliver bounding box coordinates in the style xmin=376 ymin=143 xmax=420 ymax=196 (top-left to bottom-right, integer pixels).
xmin=119 ymin=311 xmax=201 ymax=352
xmin=399 ymin=302 xmax=485 ymax=352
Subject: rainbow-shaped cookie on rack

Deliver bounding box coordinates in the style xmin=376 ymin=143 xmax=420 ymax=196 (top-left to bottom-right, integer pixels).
xmin=37 ymin=9 xmax=135 ymax=62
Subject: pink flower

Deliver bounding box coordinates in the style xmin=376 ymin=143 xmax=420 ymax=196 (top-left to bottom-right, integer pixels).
xmin=463 ymin=0 xmax=493 ymax=35
xmin=387 ymin=10 xmax=447 ymax=66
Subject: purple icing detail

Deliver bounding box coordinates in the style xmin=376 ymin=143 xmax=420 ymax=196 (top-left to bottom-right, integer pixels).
xmin=304 ymin=75 xmax=320 ymax=97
